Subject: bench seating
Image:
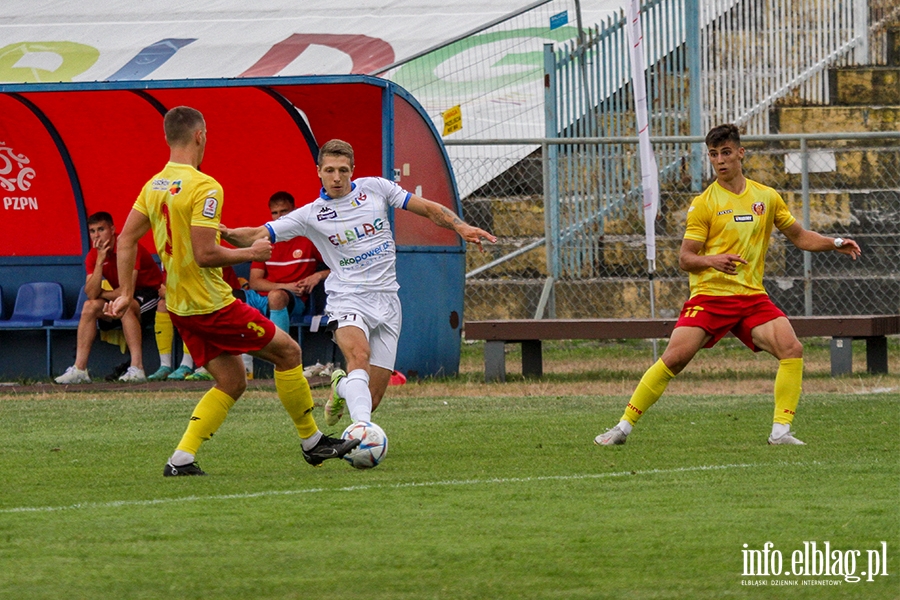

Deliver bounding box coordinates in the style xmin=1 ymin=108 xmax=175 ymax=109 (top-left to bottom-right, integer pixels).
xmin=465 ymin=315 xmax=900 ymax=382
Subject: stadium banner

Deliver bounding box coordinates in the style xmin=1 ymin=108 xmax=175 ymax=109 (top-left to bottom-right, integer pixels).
xmin=625 ymin=0 xmax=660 ymax=271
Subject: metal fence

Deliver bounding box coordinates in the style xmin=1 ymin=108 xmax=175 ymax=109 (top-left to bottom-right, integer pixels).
xmin=454 ymin=132 xmax=900 ymax=321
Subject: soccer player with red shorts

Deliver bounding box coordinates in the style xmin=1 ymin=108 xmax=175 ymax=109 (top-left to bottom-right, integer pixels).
xmin=595 ymin=123 xmax=861 ymax=447
xmin=107 ymin=106 xmax=358 ymax=476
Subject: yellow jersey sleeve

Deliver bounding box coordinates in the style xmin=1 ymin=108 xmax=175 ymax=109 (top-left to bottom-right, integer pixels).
xmin=684 ymin=196 xmax=712 ymax=243
xmin=191 ymin=180 xmax=223 ymax=232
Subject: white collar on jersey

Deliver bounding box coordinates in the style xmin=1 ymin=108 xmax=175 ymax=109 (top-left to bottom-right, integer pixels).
xmin=319 ymin=181 xmax=357 ymax=201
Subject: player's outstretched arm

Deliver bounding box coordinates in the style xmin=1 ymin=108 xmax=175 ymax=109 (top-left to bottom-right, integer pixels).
xmin=405 ymin=195 xmax=497 ymax=251
xmin=781 ymin=222 xmax=861 ymax=259
xmin=194 ymin=226 xmax=271 ymax=268
xmin=219 ymin=224 xmax=270 ymax=248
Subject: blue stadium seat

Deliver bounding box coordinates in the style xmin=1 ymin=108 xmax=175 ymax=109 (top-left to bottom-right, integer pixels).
xmin=0 ymin=282 xmax=64 ymax=328
xmin=0 ymin=282 xmax=65 ymax=377
xmin=52 ymin=286 xmax=89 ymax=328
xmin=290 ymin=279 xmax=330 ymax=330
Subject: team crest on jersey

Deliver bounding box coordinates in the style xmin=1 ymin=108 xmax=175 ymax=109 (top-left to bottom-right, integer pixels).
xmin=202 ymin=197 xmax=218 ymax=218
xmin=751 ymin=202 xmax=766 ymax=216
xmin=169 ymin=180 xmax=182 ymax=195
xmin=316 ymin=206 xmax=338 ymax=221
xmin=151 ymin=178 xmax=169 ymax=191
xmin=350 ymin=192 xmax=367 ymax=208
xmin=292 ymin=249 xmax=304 ymax=259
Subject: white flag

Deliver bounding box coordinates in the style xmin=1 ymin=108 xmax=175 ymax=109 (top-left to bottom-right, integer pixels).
xmin=625 ymin=0 xmax=660 ymax=272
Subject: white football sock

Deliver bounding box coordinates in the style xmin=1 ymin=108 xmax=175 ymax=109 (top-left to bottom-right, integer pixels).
xmin=338 ymin=369 xmax=372 ymax=422
xmin=170 ymin=450 xmax=195 ymax=466
xmin=617 ymin=420 xmax=633 ymax=435
xmin=301 ymin=431 xmax=323 ymax=451
xmin=771 ymin=423 xmax=790 ymax=438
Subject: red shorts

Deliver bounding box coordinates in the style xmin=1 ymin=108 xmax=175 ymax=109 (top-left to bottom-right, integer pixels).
xmin=170 ymin=299 xmax=276 ymax=367
xmin=674 ymin=294 xmax=786 ymax=351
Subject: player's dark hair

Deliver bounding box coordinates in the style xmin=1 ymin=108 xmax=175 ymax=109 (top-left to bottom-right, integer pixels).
xmin=706 ymin=123 xmax=741 ymax=147
xmin=87 ymin=211 xmax=113 ymax=227
xmin=164 ymin=106 xmax=205 ymax=146
xmin=269 ymin=191 xmax=295 ymax=208
xmin=318 ymin=139 xmax=354 ymax=166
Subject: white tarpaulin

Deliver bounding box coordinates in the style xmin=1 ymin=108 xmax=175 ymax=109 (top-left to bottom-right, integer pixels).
xmin=625 ymin=0 xmax=659 ymax=271
xmin=0 ymin=1 xmax=619 ymax=83
xmin=0 ymin=1 xmax=623 ymax=197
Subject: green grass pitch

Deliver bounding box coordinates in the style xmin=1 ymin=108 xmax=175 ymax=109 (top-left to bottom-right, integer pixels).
xmin=0 ymin=384 xmax=897 ymax=599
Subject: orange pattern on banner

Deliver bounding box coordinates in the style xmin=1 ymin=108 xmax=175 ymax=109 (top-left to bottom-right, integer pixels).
xmin=442 ymin=105 xmax=462 ymax=136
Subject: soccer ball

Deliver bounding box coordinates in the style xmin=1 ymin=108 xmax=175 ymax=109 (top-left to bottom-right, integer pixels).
xmin=340 ymin=421 xmax=388 ymax=469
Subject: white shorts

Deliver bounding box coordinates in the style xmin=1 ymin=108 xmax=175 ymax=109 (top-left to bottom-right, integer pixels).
xmin=326 ymin=291 xmax=402 ymax=371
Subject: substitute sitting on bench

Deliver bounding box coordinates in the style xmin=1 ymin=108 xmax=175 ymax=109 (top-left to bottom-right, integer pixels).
xmin=242 ymin=191 xmax=329 ymax=333
xmin=55 ymin=211 xmax=163 ymax=384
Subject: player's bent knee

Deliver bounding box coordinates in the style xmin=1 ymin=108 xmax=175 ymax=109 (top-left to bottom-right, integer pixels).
xmin=83 ymin=301 xmax=106 ymax=318
xmin=660 ymin=351 xmax=692 ymax=375
xmin=268 ymin=290 xmax=290 ymax=311
xmin=259 ymin=331 xmax=302 ymax=370
xmin=781 ymin=340 xmax=803 ymax=359
xmin=224 ymin=380 xmax=247 ymax=399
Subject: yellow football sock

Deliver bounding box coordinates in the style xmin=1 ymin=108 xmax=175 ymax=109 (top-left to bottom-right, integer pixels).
xmin=175 ymin=387 xmax=236 ymax=456
xmin=155 ymin=311 xmax=173 ymax=358
xmin=275 ymin=365 xmax=318 ymax=439
xmin=622 ymin=358 xmax=676 ymax=425
xmin=773 ymin=357 xmax=803 ymax=425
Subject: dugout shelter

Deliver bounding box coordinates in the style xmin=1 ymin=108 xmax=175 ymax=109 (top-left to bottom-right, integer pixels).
xmin=0 ymin=76 xmax=465 ymax=379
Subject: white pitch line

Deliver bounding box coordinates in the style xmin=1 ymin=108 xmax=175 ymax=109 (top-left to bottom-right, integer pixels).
xmin=0 ymin=462 xmax=776 ymax=515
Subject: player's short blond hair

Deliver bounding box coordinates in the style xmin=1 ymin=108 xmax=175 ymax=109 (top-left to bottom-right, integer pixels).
xmin=318 ymin=139 xmax=354 ymax=166
xmin=164 ymin=106 xmax=205 ymax=146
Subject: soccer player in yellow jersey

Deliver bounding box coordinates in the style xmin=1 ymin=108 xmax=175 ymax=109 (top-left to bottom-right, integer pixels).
xmin=107 ymin=106 xmax=358 ymax=476
xmin=595 ymin=123 xmax=861 ymax=447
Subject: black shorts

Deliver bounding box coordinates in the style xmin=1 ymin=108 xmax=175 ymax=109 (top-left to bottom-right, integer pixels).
xmin=98 ymin=287 xmax=160 ymax=331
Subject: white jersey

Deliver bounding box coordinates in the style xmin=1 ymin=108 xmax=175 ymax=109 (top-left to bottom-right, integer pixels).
xmin=266 ymin=177 xmax=411 ymax=294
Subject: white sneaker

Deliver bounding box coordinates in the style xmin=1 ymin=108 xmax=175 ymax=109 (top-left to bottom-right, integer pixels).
xmin=594 ymin=425 xmax=628 ymax=446
xmin=303 ymin=361 xmax=327 ymax=378
xmin=55 ymin=366 xmax=91 ymax=384
xmin=767 ymin=431 xmax=806 ymax=445
xmin=118 ymin=366 xmax=147 ymax=383
xmin=302 ymin=361 xmax=335 ymax=377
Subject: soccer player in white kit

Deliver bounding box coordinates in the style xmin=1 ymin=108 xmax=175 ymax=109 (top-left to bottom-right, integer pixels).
xmin=221 ymin=139 xmax=496 ymax=426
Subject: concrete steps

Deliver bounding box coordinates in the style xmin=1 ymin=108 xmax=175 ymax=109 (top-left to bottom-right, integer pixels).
xmin=463 ymin=29 xmax=900 ymax=320
xmin=830 ymin=67 xmax=900 ymax=105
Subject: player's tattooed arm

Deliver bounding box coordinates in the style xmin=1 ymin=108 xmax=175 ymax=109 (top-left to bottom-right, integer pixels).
xmin=438 ymin=205 xmax=464 ymax=229
xmin=406 ymin=195 xmax=497 ymax=250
